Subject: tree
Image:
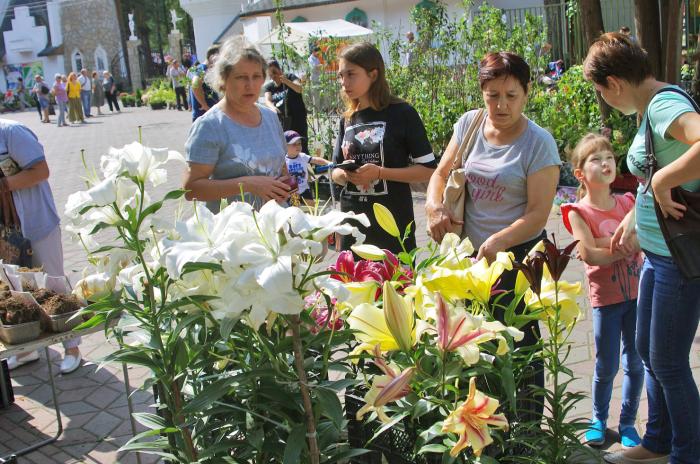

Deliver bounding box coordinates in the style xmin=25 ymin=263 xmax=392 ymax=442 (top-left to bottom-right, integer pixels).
xmin=579 ymin=0 xmax=611 ymax=121
xmin=634 ymin=0 xmax=683 ymax=84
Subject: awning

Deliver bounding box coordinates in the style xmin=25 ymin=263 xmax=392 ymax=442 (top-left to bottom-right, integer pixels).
xmin=256 ymin=19 xmax=372 ymax=56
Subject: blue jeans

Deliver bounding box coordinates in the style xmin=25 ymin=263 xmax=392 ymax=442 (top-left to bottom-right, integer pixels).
xmin=56 ymin=100 xmax=66 ymax=126
xmin=80 ymin=90 xmax=91 ymax=117
xmin=592 ymin=300 xmax=644 ymax=427
xmin=637 ymin=251 xmax=700 ymax=463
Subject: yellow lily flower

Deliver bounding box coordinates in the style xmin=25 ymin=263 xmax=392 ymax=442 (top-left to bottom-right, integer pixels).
xmin=382 ymin=281 xmax=416 ymax=352
xmin=337 ymin=280 xmax=380 ymax=313
xmin=438 ymin=233 xmax=475 ymax=270
xmin=346 ymin=303 xmax=400 ymax=355
xmin=373 ymin=203 xmax=401 ymax=238
xmin=524 ymin=278 xmax=582 ymax=327
xmin=422 ymin=266 xmax=472 ymax=301
xmin=463 ymin=252 xmax=514 ymax=304
xmin=403 ymin=274 xmax=436 ymax=320
xmin=442 ymin=377 xmax=509 ymax=457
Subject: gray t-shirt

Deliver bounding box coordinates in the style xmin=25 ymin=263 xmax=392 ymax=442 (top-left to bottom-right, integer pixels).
xmin=185 ymin=104 xmax=286 ymax=212
xmin=0 ymin=119 xmax=60 ymax=241
xmin=454 ymin=110 xmax=561 ymax=248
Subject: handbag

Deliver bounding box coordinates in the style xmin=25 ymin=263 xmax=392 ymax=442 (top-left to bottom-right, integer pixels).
xmin=644 ymin=87 xmax=700 ymax=280
xmin=0 ymin=170 xmax=32 ymax=267
xmin=432 ymin=108 xmax=486 ymax=237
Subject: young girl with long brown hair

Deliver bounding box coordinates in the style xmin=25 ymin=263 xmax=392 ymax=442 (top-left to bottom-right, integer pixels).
xmin=331 ymin=42 xmax=435 ymax=253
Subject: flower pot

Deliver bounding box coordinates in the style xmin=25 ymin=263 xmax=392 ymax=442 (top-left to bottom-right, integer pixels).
xmin=150 ymin=102 xmax=166 ymax=110
xmin=345 ymin=390 xmax=436 ymax=464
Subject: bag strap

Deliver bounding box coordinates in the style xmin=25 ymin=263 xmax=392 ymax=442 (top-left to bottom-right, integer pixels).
xmin=451 ymin=108 xmax=486 ymax=172
xmin=0 ymin=169 xmax=20 ymax=229
xmin=643 ymin=87 xmax=700 ymax=194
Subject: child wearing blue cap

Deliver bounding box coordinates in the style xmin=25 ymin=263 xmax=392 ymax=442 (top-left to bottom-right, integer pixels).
xmin=285 ymin=130 xmax=330 ymax=202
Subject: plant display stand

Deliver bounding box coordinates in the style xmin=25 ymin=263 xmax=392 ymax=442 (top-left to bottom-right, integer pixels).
xmin=0 ymin=325 xmax=140 ymax=464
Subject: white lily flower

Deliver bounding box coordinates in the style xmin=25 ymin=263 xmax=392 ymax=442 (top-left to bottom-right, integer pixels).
xmin=101 ymin=142 xmax=184 ymax=187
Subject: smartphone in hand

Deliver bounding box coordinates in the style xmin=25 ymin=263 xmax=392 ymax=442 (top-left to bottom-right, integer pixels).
xmin=334 ymin=160 xmax=361 ymax=172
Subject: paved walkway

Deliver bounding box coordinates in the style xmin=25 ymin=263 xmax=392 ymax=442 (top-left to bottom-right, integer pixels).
xmin=0 ymin=107 xmax=698 ymax=463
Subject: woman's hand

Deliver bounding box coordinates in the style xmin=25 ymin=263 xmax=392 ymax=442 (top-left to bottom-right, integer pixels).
xmin=246 ymin=176 xmax=292 ymax=202
xmin=610 ymin=209 xmax=637 ymax=255
xmin=425 ymin=200 xmax=463 ymax=243
xmin=346 ymin=164 xmax=381 ymax=189
xmin=476 ymin=235 xmax=506 ymax=263
xmin=651 ymin=176 xmax=686 ymax=220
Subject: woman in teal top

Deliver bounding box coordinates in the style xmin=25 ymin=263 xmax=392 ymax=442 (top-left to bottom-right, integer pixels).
xmin=584 ymin=32 xmax=700 ymax=464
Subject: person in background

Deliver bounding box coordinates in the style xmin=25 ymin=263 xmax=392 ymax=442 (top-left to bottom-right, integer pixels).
xmin=561 ymin=133 xmax=643 ymax=449
xmin=284 ymin=130 xmax=330 ymax=204
xmin=167 ymin=59 xmax=189 ymax=111
xmin=184 ymin=38 xmax=291 ymax=211
xmin=403 ymin=31 xmax=416 ymax=66
xmin=332 ymin=42 xmax=435 ymax=254
xmin=52 ymin=74 xmax=68 ymax=127
xmin=15 ymin=77 xmax=29 ymax=110
xmin=66 ymin=72 xmax=84 ymax=124
xmin=190 ymin=45 xmax=220 ymax=122
xmin=30 ymin=75 xmax=50 ymax=123
xmin=91 ymin=71 xmax=104 ymax=116
xmin=264 ymin=60 xmax=308 ymax=153
xmin=77 ymin=68 xmax=92 ymax=118
xmin=102 ymin=71 xmax=120 ymax=113
xmin=584 ymin=31 xmax=700 ymax=464
xmin=1 ymin=119 xmax=82 ymax=374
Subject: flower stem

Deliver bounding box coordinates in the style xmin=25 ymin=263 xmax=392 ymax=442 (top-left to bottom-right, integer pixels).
xmin=290 ymin=315 xmax=320 ymax=464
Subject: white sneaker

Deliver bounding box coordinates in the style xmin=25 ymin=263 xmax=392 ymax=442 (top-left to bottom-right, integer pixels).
xmin=60 ymin=353 xmax=82 ymax=374
xmin=603 ymin=451 xmax=670 ymax=464
xmin=7 ymin=351 xmax=40 ymax=370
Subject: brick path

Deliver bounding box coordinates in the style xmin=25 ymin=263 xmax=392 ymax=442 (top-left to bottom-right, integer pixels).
xmin=1 ymin=107 xmax=698 ymax=463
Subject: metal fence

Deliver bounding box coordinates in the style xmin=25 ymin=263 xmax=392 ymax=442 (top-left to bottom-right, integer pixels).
xmin=501 ymin=0 xmax=636 ymax=66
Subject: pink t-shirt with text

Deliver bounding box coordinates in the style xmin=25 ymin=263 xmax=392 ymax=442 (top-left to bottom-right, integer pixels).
xmin=561 ymin=193 xmax=642 ymax=308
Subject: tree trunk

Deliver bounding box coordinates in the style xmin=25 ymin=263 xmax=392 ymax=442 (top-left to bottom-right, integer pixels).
xmin=580 ymin=0 xmax=612 ymax=122
xmin=634 ymin=0 xmax=662 ymax=77
xmin=663 ymin=0 xmax=683 ymax=83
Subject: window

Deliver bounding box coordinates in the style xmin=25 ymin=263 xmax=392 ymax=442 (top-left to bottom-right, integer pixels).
xmin=72 ymin=50 xmax=83 ymax=73
xmin=345 ymin=8 xmax=368 ymax=28
xmin=94 ymin=45 xmax=108 ymax=72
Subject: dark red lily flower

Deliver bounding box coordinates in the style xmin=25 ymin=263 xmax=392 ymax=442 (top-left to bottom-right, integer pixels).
xmin=542 ymin=235 xmax=579 ymax=282
xmin=511 ymin=251 xmax=546 ymax=296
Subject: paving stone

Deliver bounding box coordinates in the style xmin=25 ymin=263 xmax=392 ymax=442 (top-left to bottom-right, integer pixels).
xmin=82 ymin=411 xmax=122 ymax=440
xmin=84 ymin=385 xmax=122 ymax=409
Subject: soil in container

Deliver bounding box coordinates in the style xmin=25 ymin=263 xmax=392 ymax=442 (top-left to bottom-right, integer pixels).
xmin=0 ymin=296 xmax=42 ymax=325
xmin=42 ymin=294 xmax=82 ymax=316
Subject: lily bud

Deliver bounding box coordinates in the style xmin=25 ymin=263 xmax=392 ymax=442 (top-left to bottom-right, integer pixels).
xmin=382 ymin=280 xmax=415 ymax=352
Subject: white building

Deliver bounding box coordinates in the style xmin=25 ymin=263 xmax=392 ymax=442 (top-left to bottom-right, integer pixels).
xmin=1 ymin=3 xmax=64 ymax=93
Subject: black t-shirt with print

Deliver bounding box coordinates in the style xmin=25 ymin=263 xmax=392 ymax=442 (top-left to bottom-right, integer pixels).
xmin=264 ymin=74 xmax=307 ymax=124
xmin=333 ymin=102 xmax=436 ymax=253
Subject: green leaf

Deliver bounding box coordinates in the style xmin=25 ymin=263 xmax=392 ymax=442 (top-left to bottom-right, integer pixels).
xmin=181 ymin=377 xmax=235 ymax=415
xmin=131 ymin=412 xmax=167 ymax=430
xmin=418 ymin=443 xmax=447 ymax=454
xmin=321 ymin=448 xmax=371 ymax=463
xmin=220 ymin=317 xmax=237 ymax=339
xmin=314 ymin=387 xmax=343 ymax=429
xmin=282 ymin=425 xmax=307 ymax=464
xmin=181 ymin=261 xmax=224 ymax=275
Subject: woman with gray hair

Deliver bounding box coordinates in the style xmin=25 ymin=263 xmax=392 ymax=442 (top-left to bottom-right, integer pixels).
xmin=184 ymin=37 xmax=292 ymax=211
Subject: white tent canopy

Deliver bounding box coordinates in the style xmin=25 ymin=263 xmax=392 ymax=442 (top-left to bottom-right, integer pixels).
xmin=256 ymin=19 xmax=373 ymax=56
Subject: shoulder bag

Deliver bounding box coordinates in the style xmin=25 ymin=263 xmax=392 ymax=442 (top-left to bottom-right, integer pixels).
xmin=431 ymin=108 xmax=486 ymax=237
xmin=644 ymin=87 xmax=700 ymax=280
xmin=0 ymin=169 xmax=32 ymax=267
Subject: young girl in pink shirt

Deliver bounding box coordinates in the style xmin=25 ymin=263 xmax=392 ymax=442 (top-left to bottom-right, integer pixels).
xmin=561 ymin=133 xmax=643 ymax=448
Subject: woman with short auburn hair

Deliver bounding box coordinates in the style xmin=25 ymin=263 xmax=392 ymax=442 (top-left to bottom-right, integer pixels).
xmin=426 ymin=51 xmax=561 ymax=423
xmin=583 ymin=32 xmax=700 ymax=464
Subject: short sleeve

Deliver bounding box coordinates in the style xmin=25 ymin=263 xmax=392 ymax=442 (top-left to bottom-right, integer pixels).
xmin=452 ymin=109 xmax=480 ymax=148
xmin=622 ymin=192 xmax=637 ymax=211
xmin=7 ymin=124 xmax=45 ymax=168
xmin=561 ymin=203 xmax=585 ymax=234
xmin=648 ymin=90 xmax=695 ymax=140
xmin=403 ymin=104 xmax=436 ymax=167
xmin=288 ymin=73 xmax=300 ymax=82
xmin=300 ymin=153 xmax=312 ymax=164
xmin=263 ymin=81 xmax=274 ymax=93
xmin=185 ymin=117 xmax=221 ymax=166
xmin=526 ymin=125 xmax=561 ymax=175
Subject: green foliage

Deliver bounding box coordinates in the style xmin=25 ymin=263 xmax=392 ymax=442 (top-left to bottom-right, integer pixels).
xmin=143 ymin=79 xmax=176 ymax=106
xmin=377 ymin=0 xmax=549 ymax=155
xmin=527 ymin=65 xmax=637 ymax=167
